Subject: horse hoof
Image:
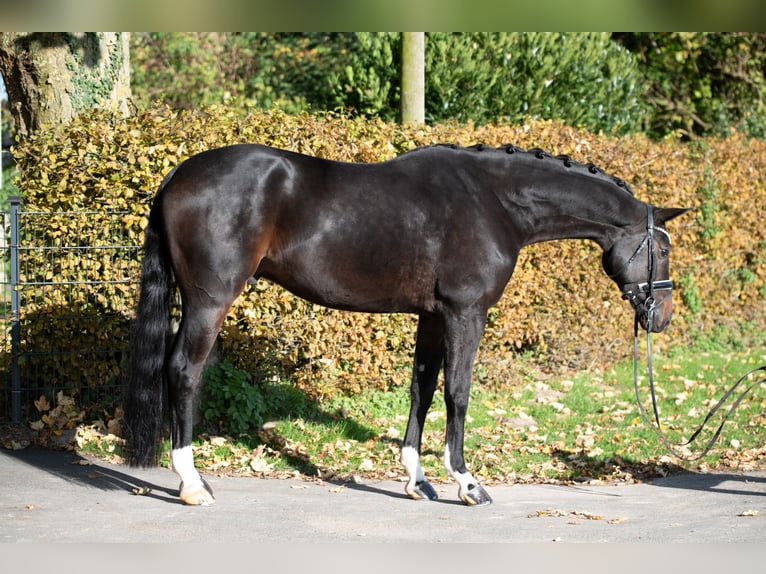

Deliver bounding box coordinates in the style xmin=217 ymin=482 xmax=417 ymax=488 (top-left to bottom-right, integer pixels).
xmin=406 ymin=480 xmax=439 ymax=501
xmin=460 ymin=483 xmax=492 ymax=507
xmin=179 ymin=479 xmax=216 ymax=506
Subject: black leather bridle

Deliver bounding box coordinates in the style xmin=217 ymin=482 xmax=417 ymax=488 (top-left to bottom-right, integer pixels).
xmin=620 ymin=204 xmax=673 ymax=325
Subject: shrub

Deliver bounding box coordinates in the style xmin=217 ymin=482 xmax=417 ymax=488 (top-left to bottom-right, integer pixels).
xmin=5 ymin=106 xmax=765 ymax=410
xmin=131 ymin=33 xmax=648 ymax=136
xmin=201 ymin=361 xmax=265 ymax=435
xmin=425 ymin=32 xmax=647 ymax=134
xmin=614 ymin=32 xmax=766 ymax=139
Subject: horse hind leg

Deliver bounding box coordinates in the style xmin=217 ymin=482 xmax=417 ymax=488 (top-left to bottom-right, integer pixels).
xmin=167 ymin=302 xmax=232 ymax=506
xmin=401 ymin=314 xmax=444 ymax=501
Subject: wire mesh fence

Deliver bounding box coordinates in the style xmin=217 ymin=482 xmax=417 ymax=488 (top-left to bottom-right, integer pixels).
xmin=0 ymin=197 xmax=142 ymax=422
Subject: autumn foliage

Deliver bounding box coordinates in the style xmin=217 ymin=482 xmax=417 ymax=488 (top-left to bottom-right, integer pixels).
xmin=10 ymin=106 xmax=766 ymax=401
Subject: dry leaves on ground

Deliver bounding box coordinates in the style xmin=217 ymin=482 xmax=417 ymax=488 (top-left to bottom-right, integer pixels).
xmin=528 ymin=508 xmax=628 ymax=525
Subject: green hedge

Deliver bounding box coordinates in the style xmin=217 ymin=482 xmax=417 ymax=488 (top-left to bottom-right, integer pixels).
xmin=7 ymin=106 xmax=765 ymax=405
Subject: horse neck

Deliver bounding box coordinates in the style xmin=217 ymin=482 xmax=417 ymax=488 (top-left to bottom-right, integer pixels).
xmin=503 ymin=169 xmax=646 ymax=251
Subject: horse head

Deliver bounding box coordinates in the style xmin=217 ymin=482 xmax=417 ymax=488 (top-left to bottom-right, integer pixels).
xmin=604 ymin=206 xmax=690 ymax=333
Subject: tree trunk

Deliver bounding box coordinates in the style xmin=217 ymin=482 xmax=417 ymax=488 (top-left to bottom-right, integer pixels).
xmin=0 ymin=32 xmax=131 ymax=138
xmin=400 ymin=32 xmax=425 ymax=124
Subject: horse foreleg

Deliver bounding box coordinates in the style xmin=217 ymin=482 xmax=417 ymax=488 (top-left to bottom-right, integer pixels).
xmin=401 ymin=314 xmax=444 ymax=501
xmin=443 ymin=310 xmax=493 ymax=506
xmin=167 ymin=304 xmax=229 ymax=506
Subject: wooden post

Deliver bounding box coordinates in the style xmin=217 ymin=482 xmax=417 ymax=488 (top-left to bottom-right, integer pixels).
xmin=401 ymin=32 xmax=425 ymax=124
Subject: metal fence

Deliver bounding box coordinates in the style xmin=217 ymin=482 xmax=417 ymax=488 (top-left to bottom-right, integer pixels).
xmin=1 ymin=197 xmax=142 ymax=422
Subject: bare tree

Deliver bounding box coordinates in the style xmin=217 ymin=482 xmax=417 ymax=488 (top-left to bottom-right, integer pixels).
xmin=0 ymin=32 xmax=131 ymax=137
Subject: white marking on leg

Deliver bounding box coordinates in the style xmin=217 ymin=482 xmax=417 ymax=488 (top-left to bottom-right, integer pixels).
xmin=444 ymin=442 xmax=478 ymax=499
xmin=402 ymin=445 xmax=425 ymax=482
xmin=171 ymin=446 xmax=202 ymax=488
xmin=443 ymin=441 xmax=454 ymax=475
xmin=172 ymin=446 xmax=215 ymax=505
xmin=401 ymin=445 xmax=426 ymax=495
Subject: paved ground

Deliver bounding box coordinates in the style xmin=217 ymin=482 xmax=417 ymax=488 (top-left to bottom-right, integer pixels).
xmin=1 ymin=446 xmax=765 ymax=543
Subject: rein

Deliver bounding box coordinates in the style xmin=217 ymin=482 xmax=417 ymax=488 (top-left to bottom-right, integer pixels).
xmin=625 ymin=207 xmax=766 ymax=461
xmin=631 ymin=316 xmax=766 ymax=461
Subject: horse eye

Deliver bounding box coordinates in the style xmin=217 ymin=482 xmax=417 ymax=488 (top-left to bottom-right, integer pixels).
xmin=660 ymin=247 xmax=670 ymax=257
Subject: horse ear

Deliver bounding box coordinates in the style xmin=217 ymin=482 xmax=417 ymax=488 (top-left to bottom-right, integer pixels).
xmin=656 ymin=207 xmax=691 ymax=224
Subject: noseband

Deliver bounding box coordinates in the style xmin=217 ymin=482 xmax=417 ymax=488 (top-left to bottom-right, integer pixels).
xmin=620 ymin=205 xmax=673 ymax=324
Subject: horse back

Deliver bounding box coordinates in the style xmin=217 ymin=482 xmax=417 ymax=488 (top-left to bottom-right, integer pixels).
xmin=155 ymin=144 xmax=519 ymax=314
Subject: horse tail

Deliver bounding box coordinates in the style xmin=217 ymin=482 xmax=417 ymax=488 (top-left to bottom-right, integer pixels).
xmin=123 ymin=183 xmax=175 ymax=467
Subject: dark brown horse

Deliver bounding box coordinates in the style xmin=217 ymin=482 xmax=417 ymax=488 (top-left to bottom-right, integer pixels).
xmin=123 ymin=143 xmax=687 ymax=506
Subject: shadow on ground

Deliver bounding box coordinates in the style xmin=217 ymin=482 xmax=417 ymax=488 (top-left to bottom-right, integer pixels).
xmin=1 ymin=445 xmax=181 ymax=503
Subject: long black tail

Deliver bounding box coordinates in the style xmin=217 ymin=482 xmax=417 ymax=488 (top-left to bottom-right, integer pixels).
xmin=123 ymin=202 xmax=173 ymax=467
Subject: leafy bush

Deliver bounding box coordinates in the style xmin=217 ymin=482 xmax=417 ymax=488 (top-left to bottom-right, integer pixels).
xmin=131 ymin=33 xmax=647 ymax=135
xmin=325 ymin=32 xmax=648 ymax=134
xmin=6 ymin=106 xmax=766 ymax=411
xmin=614 ymin=32 xmax=766 ymax=139
xmin=424 ymin=32 xmax=647 ymax=134
xmin=131 ymin=33 xmax=354 ymax=115
xmin=130 ymin=33 xmax=766 ymax=139
xmin=201 ymin=361 xmax=265 ymax=435
xmin=327 ymin=32 xmax=400 ymax=121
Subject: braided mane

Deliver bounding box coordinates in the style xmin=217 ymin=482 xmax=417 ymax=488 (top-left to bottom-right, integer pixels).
xmin=412 ymin=143 xmax=634 ymax=196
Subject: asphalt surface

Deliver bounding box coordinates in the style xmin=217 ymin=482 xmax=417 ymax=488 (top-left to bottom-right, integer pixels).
xmin=1 ymin=446 xmax=765 ymax=543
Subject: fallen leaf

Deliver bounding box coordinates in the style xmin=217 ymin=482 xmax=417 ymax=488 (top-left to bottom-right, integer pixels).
xmin=131 ymin=487 xmax=152 ymax=496
xmin=329 ymin=485 xmax=345 ymax=494
xmin=34 ymin=396 xmax=50 ymax=412
xmin=249 ymin=456 xmax=274 ymax=473
xmin=607 ymin=517 xmax=628 ymax=524
xmin=738 ymin=510 xmax=760 ymax=517
xmin=529 ymin=508 xmax=603 ymax=521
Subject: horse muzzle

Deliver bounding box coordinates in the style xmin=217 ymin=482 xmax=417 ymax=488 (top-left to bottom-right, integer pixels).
xmin=622 ymin=280 xmax=674 ymax=333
